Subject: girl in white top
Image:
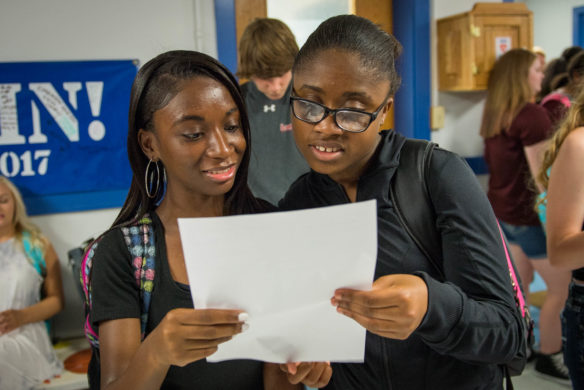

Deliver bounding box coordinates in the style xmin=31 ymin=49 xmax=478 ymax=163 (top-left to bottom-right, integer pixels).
xmin=0 ymin=176 xmax=64 ymax=389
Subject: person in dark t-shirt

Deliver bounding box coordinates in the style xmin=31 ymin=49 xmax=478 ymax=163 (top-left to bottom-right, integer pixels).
xmin=237 ymin=18 xmax=309 ymax=204
xmin=88 ymin=50 xmax=330 ymax=390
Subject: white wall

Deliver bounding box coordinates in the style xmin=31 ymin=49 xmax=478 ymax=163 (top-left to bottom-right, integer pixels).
xmin=521 ymin=0 xmax=584 ymax=60
xmin=0 ymin=0 xmax=217 ymax=339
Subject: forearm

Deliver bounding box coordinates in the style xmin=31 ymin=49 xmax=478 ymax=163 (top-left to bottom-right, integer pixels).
xmin=549 ymin=233 xmax=584 ymax=270
xmin=102 ymin=336 xmax=170 ymax=390
xmin=416 ymin=274 xmax=522 ymax=364
xmin=19 ymin=295 xmax=63 ymax=325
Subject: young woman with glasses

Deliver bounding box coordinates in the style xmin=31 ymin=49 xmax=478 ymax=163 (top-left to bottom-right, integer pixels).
xmin=279 ymin=15 xmax=524 ymax=389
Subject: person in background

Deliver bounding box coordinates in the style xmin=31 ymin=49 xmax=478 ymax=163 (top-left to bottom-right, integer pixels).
xmin=541 ymin=51 xmax=584 ymax=126
xmin=538 ymin=57 xmax=567 ymax=104
xmin=237 ymin=18 xmax=309 ymax=204
xmin=561 ymin=46 xmax=583 ymax=65
xmin=481 ymin=48 xmax=571 ymax=383
xmin=533 ymin=46 xmax=546 ymax=69
xmin=87 ymin=50 xmax=330 ymax=390
xmin=280 ymin=14 xmax=524 ymax=389
xmin=0 ymin=176 xmax=64 ymax=389
xmin=537 ymin=87 xmax=584 ymax=389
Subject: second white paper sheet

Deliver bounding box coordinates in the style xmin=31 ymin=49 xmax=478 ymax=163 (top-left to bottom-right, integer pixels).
xmin=177 ymin=200 xmax=378 ymax=363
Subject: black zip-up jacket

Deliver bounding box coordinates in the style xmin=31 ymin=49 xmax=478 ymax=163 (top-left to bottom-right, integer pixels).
xmin=279 ymin=130 xmax=523 ymax=390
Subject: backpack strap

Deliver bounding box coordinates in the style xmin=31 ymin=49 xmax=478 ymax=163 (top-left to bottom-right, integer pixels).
xmin=390 ymin=139 xmax=530 ymax=385
xmin=83 ymin=214 xmax=156 ymax=348
xmin=121 ymin=213 xmax=156 ymax=340
xmin=389 ymin=139 xmax=443 ymax=277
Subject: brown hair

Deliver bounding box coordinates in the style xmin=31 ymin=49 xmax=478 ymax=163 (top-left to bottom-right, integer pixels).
xmin=537 ymin=87 xmax=584 ymax=192
xmin=480 ymin=49 xmax=537 ymax=139
xmin=237 ymin=18 xmax=298 ymax=79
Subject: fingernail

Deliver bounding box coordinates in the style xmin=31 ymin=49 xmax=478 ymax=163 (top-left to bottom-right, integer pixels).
xmin=242 ymin=323 xmax=250 ymax=332
xmin=238 ymin=312 xmax=249 ymax=322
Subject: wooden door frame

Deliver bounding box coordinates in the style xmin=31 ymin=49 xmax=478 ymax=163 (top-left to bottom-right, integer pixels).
xmin=213 ymin=0 xmax=431 ymax=141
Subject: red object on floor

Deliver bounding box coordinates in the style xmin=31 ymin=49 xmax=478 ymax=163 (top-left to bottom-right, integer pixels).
xmin=64 ymin=348 xmax=91 ymax=374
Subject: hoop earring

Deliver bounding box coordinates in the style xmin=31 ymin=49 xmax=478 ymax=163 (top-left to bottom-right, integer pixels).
xmin=145 ymin=159 xmax=160 ymax=199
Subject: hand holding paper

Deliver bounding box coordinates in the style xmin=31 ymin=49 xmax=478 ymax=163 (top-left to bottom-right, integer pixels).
xmin=178 ymin=200 xmax=378 ymax=363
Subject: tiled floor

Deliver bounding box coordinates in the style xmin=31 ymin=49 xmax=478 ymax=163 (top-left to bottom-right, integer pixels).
xmin=513 ymin=360 xmax=572 ymax=389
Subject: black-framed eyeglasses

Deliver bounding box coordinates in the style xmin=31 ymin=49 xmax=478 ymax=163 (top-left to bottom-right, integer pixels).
xmin=290 ymin=93 xmax=390 ymax=133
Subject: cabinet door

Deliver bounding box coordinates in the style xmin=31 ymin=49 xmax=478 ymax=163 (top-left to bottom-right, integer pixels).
xmin=473 ymin=15 xmax=533 ymax=89
xmin=438 ymin=16 xmax=472 ymax=91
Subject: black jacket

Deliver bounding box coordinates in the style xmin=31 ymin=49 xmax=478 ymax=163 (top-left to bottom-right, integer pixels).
xmin=279 ymin=130 xmax=523 ymax=390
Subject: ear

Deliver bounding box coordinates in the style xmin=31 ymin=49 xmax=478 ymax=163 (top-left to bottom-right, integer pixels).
xmin=378 ymin=97 xmax=394 ymax=125
xmin=138 ymin=129 xmax=158 ymax=161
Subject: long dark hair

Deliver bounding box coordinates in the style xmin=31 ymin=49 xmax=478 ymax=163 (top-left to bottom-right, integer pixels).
xmin=113 ymin=50 xmax=260 ymax=227
xmin=293 ymin=14 xmax=402 ymax=97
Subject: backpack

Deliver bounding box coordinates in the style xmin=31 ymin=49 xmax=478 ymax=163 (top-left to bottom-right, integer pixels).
xmin=389 ymin=139 xmax=534 ymax=388
xmin=81 ymin=214 xmax=156 ymax=349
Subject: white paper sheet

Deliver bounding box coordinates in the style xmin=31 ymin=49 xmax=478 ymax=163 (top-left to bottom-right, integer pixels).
xmin=178 ymin=200 xmax=378 ymax=363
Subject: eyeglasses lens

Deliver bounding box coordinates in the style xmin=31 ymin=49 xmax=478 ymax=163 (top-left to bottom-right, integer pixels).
xmin=292 ymin=99 xmax=370 ymax=132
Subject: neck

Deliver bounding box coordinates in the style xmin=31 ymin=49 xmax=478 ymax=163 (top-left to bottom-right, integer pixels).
xmin=330 ymin=134 xmax=382 ymax=202
xmin=0 ymin=225 xmax=16 ymax=243
xmin=155 ymin=188 xmax=225 ymax=231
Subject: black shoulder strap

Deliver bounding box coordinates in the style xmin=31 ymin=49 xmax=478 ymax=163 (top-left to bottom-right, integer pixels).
xmin=389 ymin=139 xmax=443 ymax=277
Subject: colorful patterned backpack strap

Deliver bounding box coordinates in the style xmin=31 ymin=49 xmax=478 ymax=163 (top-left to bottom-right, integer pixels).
xmin=82 ymin=213 xmax=156 ymax=348
xmin=82 ymin=238 xmax=102 ymax=348
xmin=120 ymin=213 xmax=156 ymax=341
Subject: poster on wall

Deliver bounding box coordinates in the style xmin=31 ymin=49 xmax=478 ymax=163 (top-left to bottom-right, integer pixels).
xmin=495 ymin=36 xmax=512 ymax=59
xmin=0 ymin=60 xmax=138 ymax=215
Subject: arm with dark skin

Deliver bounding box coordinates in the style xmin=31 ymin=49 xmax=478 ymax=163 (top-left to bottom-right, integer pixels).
xmin=0 ymin=239 xmax=65 ymax=334
xmin=332 ymin=150 xmax=523 ymax=363
xmin=99 ymin=308 xmax=246 ymax=390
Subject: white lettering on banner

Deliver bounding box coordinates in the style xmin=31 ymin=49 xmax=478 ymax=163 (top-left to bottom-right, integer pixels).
xmin=63 ymin=82 xmax=82 ymax=109
xmin=0 ymin=149 xmax=51 ymax=177
xmin=0 ymin=81 xmax=106 ymax=178
xmin=0 ymin=84 xmax=25 ymax=145
xmin=0 ymin=81 xmax=106 ymax=145
xmin=29 ymin=83 xmax=79 ymax=142
xmin=86 ymin=82 xmax=105 ymax=141
xmin=30 ymin=101 xmax=48 ymax=144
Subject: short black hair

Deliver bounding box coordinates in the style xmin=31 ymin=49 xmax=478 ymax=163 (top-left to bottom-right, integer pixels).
xmin=293 ymin=15 xmax=402 ymax=97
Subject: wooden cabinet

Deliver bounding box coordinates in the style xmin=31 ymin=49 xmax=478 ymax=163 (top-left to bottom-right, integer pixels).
xmin=437 ymin=3 xmax=533 ymax=91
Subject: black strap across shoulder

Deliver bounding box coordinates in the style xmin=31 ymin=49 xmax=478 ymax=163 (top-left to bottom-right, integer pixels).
xmin=389 ymin=139 xmax=442 ymax=278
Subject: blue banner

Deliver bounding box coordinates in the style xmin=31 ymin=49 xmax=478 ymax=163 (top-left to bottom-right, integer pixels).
xmin=0 ymin=60 xmax=138 ymax=215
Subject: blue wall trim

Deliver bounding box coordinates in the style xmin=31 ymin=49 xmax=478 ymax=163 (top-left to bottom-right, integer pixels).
xmin=214 ymin=0 xmax=238 ymax=75
xmin=25 ymin=190 xmax=128 ymax=216
xmin=574 ymin=6 xmax=584 ymax=47
xmin=465 ymin=156 xmax=489 ymax=175
xmin=393 ymin=0 xmax=431 ymax=140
